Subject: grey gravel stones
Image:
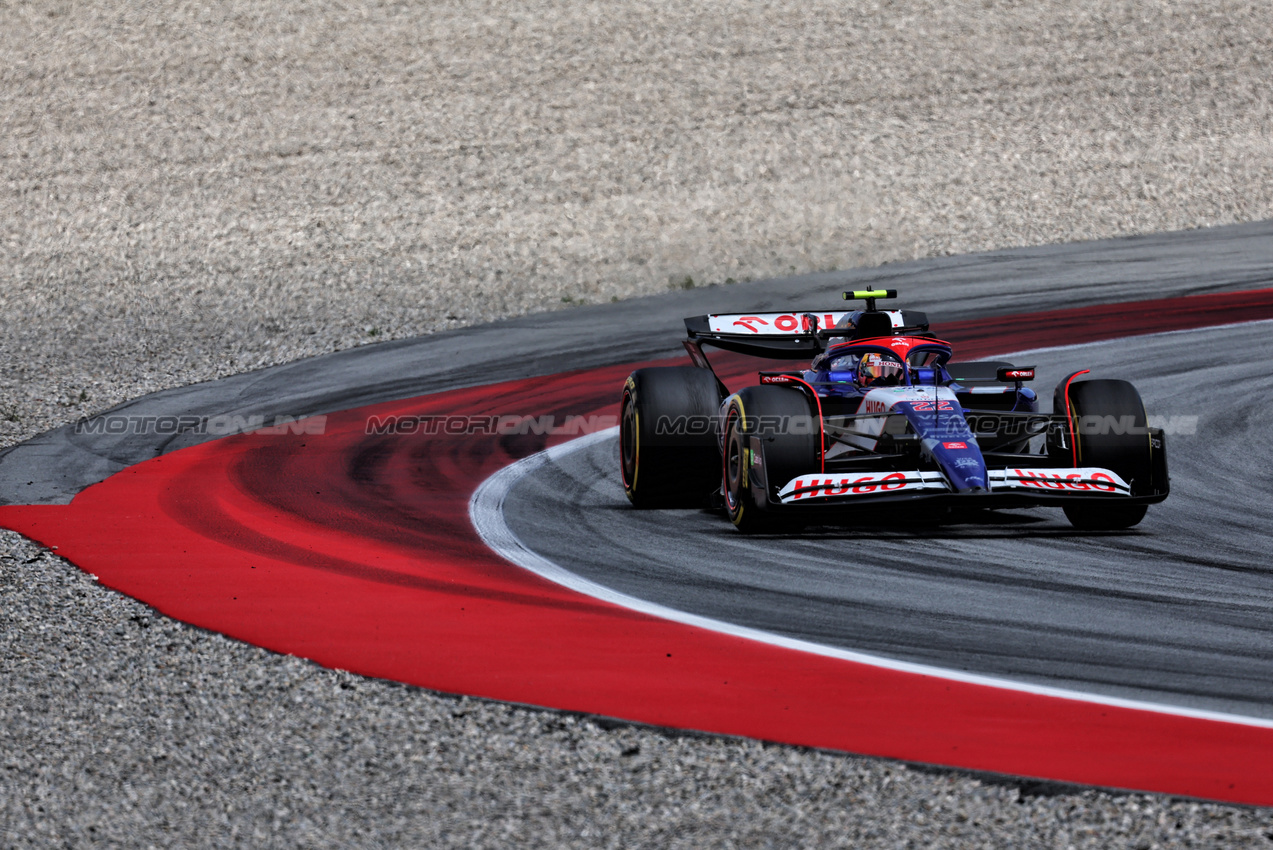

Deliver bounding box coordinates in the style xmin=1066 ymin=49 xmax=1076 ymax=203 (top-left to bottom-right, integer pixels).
xmin=4 ymin=0 xmax=1273 ymax=450
xmin=3 ymin=0 xmax=1273 ymax=845
xmin=4 ymin=534 xmax=1273 ymax=846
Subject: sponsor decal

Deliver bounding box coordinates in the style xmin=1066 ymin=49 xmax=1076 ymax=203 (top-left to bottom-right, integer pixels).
xmin=954 ymin=458 xmax=980 ymax=469
xmin=708 ymin=312 xmax=848 ymax=335
xmin=804 ymin=314 xmax=843 ymax=332
xmin=779 ymin=470 xmax=949 ymax=502
xmin=943 ymin=441 xmax=968 ymax=450
xmin=1037 ymin=470 xmax=1095 ymax=491
xmin=928 ymin=419 xmax=977 ymax=440
xmin=732 ymin=316 xmax=769 ymax=332
xmin=760 ymin=374 xmax=793 ymax=384
xmin=862 ymin=399 xmax=889 ymax=414
xmin=787 ymin=472 xmax=909 ymax=500
xmin=1004 ymin=468 xmax=1123 ymax=493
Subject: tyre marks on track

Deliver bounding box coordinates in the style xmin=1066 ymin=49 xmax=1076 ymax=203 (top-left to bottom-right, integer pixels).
xmin=3 ymin=288 xmax=1273 ymax=804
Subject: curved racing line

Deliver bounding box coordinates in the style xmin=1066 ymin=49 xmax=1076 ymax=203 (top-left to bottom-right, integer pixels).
xmin=3 ymin=289 xmax=1273 ymax=805
xmin=471 ymin=414 xmax=1261 ymax=720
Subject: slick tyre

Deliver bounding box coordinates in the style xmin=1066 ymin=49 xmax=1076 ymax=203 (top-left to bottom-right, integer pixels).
xmin=1053 ymin=378 xmax=1151 ymax=530
xmin=620 ymin=366 xmax=723 ymax=508
xmin=723 ymin=385 xmax=820 ymax=533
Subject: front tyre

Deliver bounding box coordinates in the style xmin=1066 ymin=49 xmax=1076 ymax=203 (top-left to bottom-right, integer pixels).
xmin=1053 ymin=378 xmax=1153 ymax=530
xmin=723 ymin=401 xmax=769 ymax=533
xmin=723 ymin=386 xmax=820 ymax=533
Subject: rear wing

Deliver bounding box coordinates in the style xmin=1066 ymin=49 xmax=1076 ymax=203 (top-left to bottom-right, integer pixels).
xmin=684 ymin=312 xmax=845 ymax=358
xmin=684 ymin=309 xmax=932 ymax=359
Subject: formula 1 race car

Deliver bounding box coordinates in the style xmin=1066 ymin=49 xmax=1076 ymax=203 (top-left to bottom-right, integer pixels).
xmin=619 ymin=290 xmax=1169 ymax=532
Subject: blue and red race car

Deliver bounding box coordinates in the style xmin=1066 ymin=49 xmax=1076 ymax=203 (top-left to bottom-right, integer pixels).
xmin=619 ymin=290 xmax=1169 ymax=531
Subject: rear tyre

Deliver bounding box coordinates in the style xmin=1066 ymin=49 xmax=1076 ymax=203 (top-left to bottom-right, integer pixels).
xmin=1052 ymin=379 xmax=1152 ymax=530
xmin=620 ymin=366 xmax=723 ymax=508
xmin=723 ymin=386 xmax=820 ymax=533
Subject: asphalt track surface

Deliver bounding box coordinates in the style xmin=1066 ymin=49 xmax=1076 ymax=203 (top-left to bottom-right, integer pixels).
xmin=3 ymin=220 xmax=1273 ymax=505
xmin=3 ymin=221 xmax=1273 ymax=804
xmin=500 ymin=321 xmax=1273 ymax=721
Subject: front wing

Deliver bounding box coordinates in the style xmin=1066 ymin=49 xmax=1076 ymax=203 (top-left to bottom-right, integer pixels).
xmin=777 ymin=467 xmax=1131 ymax=505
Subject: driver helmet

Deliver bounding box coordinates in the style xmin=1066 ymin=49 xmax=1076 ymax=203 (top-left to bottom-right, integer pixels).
xmin=856 ymin=352 xmax=903 ymax=387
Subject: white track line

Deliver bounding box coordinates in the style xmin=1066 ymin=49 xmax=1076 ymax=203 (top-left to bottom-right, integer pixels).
xmin=470 ymin=326 xmax=1273 ymax=730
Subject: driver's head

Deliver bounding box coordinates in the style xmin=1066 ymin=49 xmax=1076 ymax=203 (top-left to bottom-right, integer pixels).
xmin=857 ymin=353 xmax=903 ymax=387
